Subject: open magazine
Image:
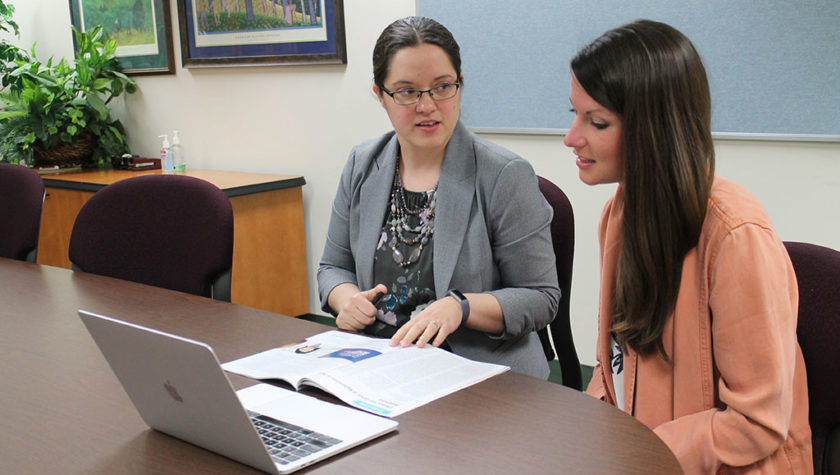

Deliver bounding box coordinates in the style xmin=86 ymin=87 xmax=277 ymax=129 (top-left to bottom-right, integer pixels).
xmin=221 ymin=330 xmax=508 ymax=417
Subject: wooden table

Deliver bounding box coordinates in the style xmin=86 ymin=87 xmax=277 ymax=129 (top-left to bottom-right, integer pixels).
xmin=0 ymin=258 xmax=682 ymax=474
xmin=36 ymin=168 xmax=309 ymax=316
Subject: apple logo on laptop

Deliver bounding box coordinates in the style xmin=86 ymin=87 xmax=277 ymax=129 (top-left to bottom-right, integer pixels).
xmin=164 ymin=380 xmax=184 ymax=402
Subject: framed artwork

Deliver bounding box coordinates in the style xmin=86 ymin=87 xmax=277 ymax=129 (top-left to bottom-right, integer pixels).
xmin=68 ymin=0 xmax=176 ymax=75
xmin=177 ymin=0 xmax=346 ymax=67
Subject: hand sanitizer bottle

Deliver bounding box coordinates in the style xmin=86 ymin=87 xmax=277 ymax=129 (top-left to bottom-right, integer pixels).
xmin=159 ymin=134 xmax=173 ymax=172
xmin=171 ymin=130 xmax=186 ymax=172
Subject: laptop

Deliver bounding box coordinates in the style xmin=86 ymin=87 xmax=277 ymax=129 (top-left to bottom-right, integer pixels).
xmin=78 ymin=310 xmax=398 ymax=474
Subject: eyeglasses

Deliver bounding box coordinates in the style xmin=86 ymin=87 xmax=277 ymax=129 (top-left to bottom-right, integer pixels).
xmin=380 ymin=82 xmax=461 ymax=105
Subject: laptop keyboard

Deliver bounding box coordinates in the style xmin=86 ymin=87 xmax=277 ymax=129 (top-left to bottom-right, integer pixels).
xmin=247 ymin=410 xmax=343 ymax=465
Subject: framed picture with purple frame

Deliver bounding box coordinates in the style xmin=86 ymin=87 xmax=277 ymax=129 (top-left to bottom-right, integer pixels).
xmin=177 ymin=0 xmax=346 ymax=68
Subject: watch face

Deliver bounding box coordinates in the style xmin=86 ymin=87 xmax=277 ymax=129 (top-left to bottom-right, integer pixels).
xmin=449 ymin=290 xmax=465 ymax=301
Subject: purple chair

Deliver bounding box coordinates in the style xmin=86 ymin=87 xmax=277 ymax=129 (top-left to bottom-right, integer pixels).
xmin=69 ymin=175 xmax=234 ymax=301
xmin=537 ymin=176 xmax=581 ymax=390
xmin=0 ymin=163 xmax=46 ymax=263
xmin=784 ymin=241 xmax=840 ymax=475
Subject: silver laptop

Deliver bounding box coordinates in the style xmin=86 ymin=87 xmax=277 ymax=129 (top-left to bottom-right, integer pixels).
xmin=78 ymin=310 xmax=398 ymax=474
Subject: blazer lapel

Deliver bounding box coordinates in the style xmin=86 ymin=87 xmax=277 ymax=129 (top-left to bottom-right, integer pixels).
xmin=598 ymin=188 xmax=624 ymax=407
xmin=433 ymin=122 xmax=476 ymax=296
xmin=357 ymin=137 xmax=398 ymax=290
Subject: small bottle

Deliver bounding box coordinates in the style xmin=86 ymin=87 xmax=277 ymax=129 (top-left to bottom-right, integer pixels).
xmin=171 ymin=130 xmax=186 ymax=172
xmin=159 ymin=134 xmax=173 ymax=172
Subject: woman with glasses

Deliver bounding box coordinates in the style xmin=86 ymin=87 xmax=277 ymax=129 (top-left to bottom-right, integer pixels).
xmin=566 ymin=20 xmax=812 ymax=472
xmin=317 ymin=16 xmax=560 ymax=378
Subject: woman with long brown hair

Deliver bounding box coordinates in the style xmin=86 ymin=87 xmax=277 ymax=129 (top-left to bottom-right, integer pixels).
xmin=565 ymin=20 xmax=812 ymax=473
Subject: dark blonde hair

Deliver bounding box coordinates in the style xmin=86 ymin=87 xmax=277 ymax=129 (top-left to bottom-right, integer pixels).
xmin=572 ymin=20 xmax=715 ymax=359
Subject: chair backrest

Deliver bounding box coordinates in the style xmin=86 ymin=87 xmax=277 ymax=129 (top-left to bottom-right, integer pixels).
xmin=784 ymin=241 xmax=840 ymax=475
xmin=0 ymin=163 xmax=46 ymax=262
xmin=537 ymin=176 xmax=582 ymax=390
xmin=69 ymin=175 xmax=234 ymax=300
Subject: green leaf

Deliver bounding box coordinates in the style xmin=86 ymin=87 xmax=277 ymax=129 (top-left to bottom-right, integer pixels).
xmin=92 ymin=78 xmax=111 ymax=91
xmin=0 ymin=109 xmax=26 ymax=120
xmin=87 ymin=94 xmax=108 ymax=120
xmin=108 ymin=125 xmax=124 ymax=141
xmin=110 ymin=80 xmax=123 ymax=98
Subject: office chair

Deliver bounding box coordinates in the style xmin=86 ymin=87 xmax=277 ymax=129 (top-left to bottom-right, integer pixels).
xmin=0 ymin=163 xmax=46 ymax=263
xmin=69 ymin=175 xmax=234 ymax=301
xmin=536 ymin=176 xmax=582 ymax=390
xmin=784 ymin=241 xmax=840 ymax=475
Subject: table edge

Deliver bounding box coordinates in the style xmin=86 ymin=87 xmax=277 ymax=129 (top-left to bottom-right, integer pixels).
xmin=42 ymin=173 xmax=306 ymax=197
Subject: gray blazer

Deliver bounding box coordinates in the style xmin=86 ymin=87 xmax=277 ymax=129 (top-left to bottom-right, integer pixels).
xmin=318 ymin=122 xmax=560 ymax=378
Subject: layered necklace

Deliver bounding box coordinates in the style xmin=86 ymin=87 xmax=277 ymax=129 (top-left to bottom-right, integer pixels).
xmin=387 ymin=155 xmax=438 ymax=268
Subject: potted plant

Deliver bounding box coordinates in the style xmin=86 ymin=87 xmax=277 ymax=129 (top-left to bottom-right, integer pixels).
xmin=0 ymin=0 xmax=28 ymax=93
xmin=0 ymin=21 xmax=137 ymax=168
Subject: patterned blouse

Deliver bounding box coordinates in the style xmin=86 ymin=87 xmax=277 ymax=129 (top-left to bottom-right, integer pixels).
xmin=366 ymin=188 xmax=436 ymax=339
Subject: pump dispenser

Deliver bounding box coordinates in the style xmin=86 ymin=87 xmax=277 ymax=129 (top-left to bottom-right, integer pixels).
xmin=159 ymin=134 xmax=173 ymax=172
xmin=171 ymin=130 xmax=185 ymax=172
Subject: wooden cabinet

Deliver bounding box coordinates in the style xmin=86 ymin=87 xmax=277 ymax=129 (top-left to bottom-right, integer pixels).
xmin=37 ymin=169 xmax=309 ymax=316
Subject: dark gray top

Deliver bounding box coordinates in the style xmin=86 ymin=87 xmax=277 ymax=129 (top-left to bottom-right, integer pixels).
xmin=368 ymin=188 xmax=437 ymax=338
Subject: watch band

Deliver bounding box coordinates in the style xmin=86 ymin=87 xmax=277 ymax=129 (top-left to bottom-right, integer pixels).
xmin=448 ymin=289 xmax=470 ymax=325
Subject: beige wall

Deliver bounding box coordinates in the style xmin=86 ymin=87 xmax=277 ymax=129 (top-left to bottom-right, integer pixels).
xmin=8 ymin=0 xmax=839 ymax=366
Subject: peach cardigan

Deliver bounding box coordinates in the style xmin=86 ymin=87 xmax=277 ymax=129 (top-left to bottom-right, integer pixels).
xmin=587 ymin=177 xmax=812 ymax=474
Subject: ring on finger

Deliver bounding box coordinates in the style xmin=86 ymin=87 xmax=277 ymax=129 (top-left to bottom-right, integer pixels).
xmin=429 ymin=320 xmax=440 ymax=328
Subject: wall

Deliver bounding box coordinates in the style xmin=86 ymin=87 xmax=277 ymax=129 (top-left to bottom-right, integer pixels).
xmin=419 ymin=0 xmax=840 ymax=137
xmin=7 ymin=0 xmax=839 ymax=366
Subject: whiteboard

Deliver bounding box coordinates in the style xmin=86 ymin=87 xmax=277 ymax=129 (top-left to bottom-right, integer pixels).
xmin=417 ymin=0 xmax=840 ymax=141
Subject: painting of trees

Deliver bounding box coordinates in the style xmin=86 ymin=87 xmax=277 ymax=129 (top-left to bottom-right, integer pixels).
xmin=195 ymin=0 xmax=323 ymax=33
xmin=78 ymin=0 xmax=155 ymax=46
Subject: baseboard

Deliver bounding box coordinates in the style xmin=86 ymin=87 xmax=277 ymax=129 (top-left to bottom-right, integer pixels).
xmin=548 ymin=361 xmax=593 ymax=389
xmin=297 ymin=313 xmax=337 ymax=327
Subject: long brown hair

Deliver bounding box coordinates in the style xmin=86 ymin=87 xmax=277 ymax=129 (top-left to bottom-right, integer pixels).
xmin=572 ymin=20 xmax=715 ymax=359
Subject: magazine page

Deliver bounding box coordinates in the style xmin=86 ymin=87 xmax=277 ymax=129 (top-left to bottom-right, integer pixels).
xmin=221 ymin=330 xmax=398 ymax=388
xmin=302 ymin=344 xmax=508 ymax=417
xmin=223 ymin=330 xmax=509 ymax=417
